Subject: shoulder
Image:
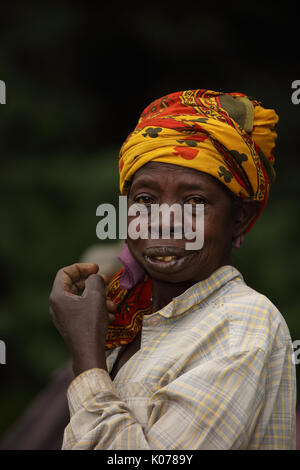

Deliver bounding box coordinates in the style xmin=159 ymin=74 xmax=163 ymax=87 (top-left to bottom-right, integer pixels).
xmin=216 ymin=274 xmax=293 ymax=356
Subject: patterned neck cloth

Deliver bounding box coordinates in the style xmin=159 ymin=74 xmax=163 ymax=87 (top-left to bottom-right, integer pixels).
xmin=105 ymin=89 xmax=279 ymax=350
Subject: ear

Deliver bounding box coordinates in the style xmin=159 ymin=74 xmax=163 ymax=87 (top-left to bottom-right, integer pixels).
xmin=232 ymin=200 xmax=260 ymax=239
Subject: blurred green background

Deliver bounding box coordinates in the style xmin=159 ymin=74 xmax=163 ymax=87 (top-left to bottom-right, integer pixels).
xmin=0 ymin=2 xmax=299 ymax=441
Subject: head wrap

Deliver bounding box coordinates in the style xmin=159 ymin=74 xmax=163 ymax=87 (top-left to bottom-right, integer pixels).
xmin=105 ymin=89 xmax=279 ymax=351
xmin=119 ymin=89 xmax=278 ymax=231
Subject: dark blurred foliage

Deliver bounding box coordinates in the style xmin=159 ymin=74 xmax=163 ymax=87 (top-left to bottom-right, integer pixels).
xmin=0 ymin=2 xmax=300 ymax=437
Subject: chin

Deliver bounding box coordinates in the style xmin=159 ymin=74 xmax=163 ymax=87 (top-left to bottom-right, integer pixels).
xmin=146 ymin=270 xmax=192 ymax=284
xmin=141 ymin=253 xmax=203 ymax=284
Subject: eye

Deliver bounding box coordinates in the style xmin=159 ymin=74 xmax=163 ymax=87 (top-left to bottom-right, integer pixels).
xmin=134 ymin=195 xmax=155 ymax=205
xmin=184 ymin=196 xmax=206 ymax=205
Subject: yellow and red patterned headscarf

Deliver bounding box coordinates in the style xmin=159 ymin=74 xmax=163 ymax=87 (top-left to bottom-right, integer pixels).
xmin=105 ymin=89 xmax=279 ymax=350
xmin=118 ymin=89 xmax=278 ymax=231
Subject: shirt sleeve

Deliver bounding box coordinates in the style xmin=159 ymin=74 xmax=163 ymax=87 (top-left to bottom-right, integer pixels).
xmin=61 ymin=345 xmax=288 ymax=450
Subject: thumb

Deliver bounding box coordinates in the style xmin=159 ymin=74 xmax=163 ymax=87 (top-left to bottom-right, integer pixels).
xmin=82 ymin=274 xmax=105 ymax=296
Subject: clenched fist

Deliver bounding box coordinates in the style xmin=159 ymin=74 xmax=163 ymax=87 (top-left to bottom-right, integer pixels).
xmin=49 ymin=263 xmax=118 ymax=376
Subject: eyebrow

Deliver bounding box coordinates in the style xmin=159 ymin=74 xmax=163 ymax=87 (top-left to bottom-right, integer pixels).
xmin=130 ymin=177 xmax=164 ymax=191
xmin=131 ymin=176 xmax=208 ymax=193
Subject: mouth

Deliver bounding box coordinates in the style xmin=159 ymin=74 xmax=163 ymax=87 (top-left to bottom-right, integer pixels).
xmin=143 ymin=247 xmax=197 ymax=273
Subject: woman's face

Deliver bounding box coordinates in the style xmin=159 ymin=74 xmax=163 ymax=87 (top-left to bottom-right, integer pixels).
xmin=127 ymin=162 xmax=236 ymax=284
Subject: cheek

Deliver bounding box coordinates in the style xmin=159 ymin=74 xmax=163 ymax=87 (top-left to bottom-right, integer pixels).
xmin=126 ymin=233 xmax=146 ymax=260
xmin=203 ymin=209 xmax=234 ymax=243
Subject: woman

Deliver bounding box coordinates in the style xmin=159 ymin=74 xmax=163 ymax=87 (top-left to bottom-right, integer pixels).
xmin=50 ymin=89 xmax=296 ymax=449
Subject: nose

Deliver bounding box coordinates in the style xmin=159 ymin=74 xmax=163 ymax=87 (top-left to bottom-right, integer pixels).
xmin=149 ymin=203 xmax=183 ymax=239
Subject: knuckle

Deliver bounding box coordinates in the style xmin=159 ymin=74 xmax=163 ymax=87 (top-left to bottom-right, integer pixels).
xmin=49 ymin=291 xmax=62 ymax=308
xmin=49 ymin=292 xmax=56 ymax=306
xmin=90 ymin=273 xmax=101 ymax=281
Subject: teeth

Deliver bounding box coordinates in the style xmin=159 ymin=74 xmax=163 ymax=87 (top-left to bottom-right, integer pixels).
xmin=154 ymin=256 xmax=175 ymax=261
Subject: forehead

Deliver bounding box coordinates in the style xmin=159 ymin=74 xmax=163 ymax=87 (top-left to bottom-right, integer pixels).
xmin=130 ymin=162 xmax=226 ymax=194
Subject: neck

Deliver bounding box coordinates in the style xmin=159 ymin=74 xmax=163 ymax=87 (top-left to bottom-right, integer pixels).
xmin=151 ymin=278 xmax=196 ymax=313
xmin=150 ymin=256 xmax=233 ymax=313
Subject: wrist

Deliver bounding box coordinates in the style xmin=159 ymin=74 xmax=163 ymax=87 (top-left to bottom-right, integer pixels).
xmin=71 ymin=346 xmax=107 ymax=377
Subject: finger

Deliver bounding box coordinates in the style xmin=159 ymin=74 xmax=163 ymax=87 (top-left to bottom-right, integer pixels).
xmin=106 ymin=300 xmax=118 ymax=313
xmin=64 ymin=263 xmax=99 ymax=280
xmin=63 ymin=263 xmax=99 ymax=291
xmin=52 ymin=263 xmax=99 ymax=296
xmin=108 ymin=313 xmax=117 ymax=324
xmin=100 ymin=273 xmax=111 ymax=286
xmin=51 ymin=270 xmax=81 ymax=297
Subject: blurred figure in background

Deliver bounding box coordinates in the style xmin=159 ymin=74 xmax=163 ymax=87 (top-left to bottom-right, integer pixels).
xmin=0 ymin=241 xmax=123 ymax=450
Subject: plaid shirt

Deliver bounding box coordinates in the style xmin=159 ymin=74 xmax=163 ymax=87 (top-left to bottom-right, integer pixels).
xmin=62 ymin=265 xmax=296 ymax=450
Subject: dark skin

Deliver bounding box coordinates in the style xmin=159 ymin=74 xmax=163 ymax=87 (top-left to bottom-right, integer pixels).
xmin=50 ymin=162 xmax=259 ymax=377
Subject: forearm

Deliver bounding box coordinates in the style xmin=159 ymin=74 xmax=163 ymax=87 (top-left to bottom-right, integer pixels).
xmin=62 ymin=368 xmax=151 ymax=450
